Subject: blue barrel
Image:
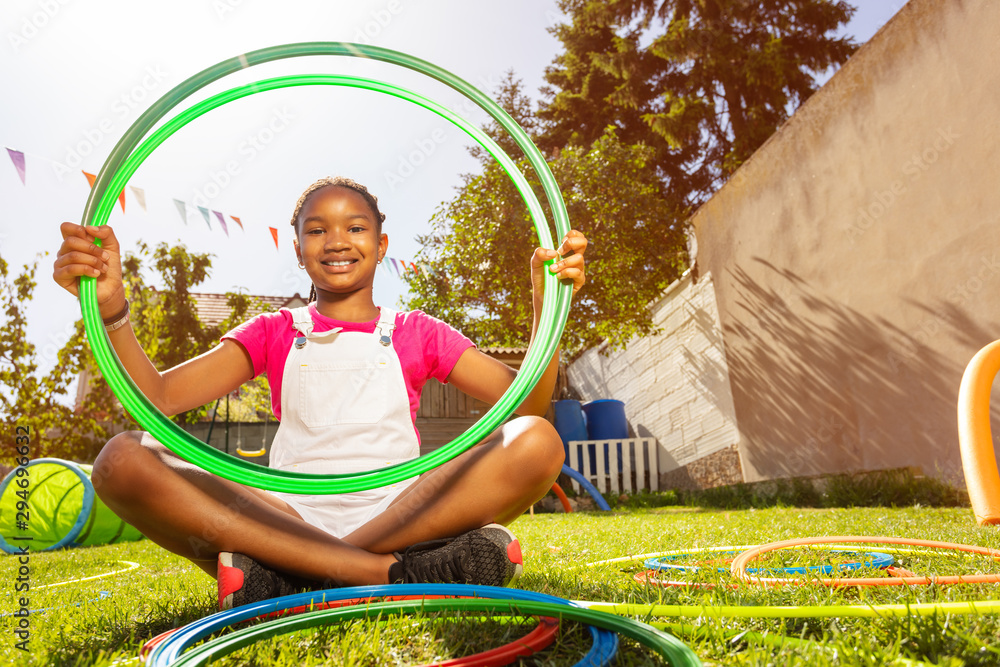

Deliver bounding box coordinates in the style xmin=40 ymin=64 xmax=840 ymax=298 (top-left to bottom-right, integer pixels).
xmin=583 ymin=399 xmax=628 ymax=474
xmin=553 ymin=400 xmax=588 ymax=464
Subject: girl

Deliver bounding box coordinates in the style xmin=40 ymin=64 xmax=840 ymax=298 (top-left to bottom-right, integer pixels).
xmin=53 ymin=176 xmax=587 ymax=609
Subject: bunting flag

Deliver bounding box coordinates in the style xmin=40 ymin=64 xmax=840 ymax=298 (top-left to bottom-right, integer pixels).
xmin=2 ymin=146 xmax=432 ymax=272
xmin=197 ymin=206 xmax=211 ymax=230
xmin=129 ymin=185 xmax=147 ymax=211
xmin=82 ymin=171 xmax=126 ymax=212
xmin=213 ymin=210 xmax=228 ymax=237
xmin=6 ymin=148 xmax=26 ymax=185
xmin=173 ymin=199 xmax=188 ymax=225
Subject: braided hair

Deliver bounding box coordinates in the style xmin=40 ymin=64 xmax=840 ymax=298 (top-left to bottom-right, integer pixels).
xmin=290 ymin=177 xmax=386 ymax=303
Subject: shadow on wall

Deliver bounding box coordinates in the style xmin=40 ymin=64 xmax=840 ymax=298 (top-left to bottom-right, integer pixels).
xmin=724 ymin=258 xmax=1000 ymax=483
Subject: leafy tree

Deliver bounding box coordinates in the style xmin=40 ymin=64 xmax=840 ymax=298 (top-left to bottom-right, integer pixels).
xmin=405 ymin=122 xmax=683 ymax=353
xmin=539 ymin=0 xmax=858 ymax=198
xmin=0 ymin=254 xmax=121 ymax=463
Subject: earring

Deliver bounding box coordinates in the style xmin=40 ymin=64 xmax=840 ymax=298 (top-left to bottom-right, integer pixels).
xmin=297 ymin=260 xmax=305 ymax=269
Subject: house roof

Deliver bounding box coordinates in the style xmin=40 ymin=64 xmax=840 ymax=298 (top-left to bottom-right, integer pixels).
xmin=480 ymin=347 xmax=528 ymax=356
xmin=191 ymin=292 xmax=308 ymax=328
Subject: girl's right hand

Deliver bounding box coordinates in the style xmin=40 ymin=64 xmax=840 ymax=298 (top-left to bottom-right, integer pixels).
xmin=52 ymin=222 xmax=126 ymax=317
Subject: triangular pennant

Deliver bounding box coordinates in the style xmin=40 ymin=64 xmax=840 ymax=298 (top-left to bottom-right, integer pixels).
xmin=83 ymin=171 xmax=126 ymax=211
xmin=389 ymin=258 xmax=401 ymax=277
xmin=230 ymin=215 xmax=244 ymax=232
xmin=6 ymin=148 xmax=26 ymax=185
xmin=129 ymin=186 xmax=147 ymax=211
xmin=197 ymin=206 xmax=211 ymax=230
xmin=268 ymin=226 xmax=279 ymax=249
xmin=213 ymin=210 xmax=228 ymax=237
xmin=173 ymin=199 xmax=188 ymax=225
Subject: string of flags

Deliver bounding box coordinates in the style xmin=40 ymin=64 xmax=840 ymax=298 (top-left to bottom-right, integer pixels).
xmin=5 ymin=145 xmax=434 ymax=278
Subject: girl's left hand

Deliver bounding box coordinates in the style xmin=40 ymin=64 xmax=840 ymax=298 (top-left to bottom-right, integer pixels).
xmin=531 ymin=229 xmax=588 ymax=300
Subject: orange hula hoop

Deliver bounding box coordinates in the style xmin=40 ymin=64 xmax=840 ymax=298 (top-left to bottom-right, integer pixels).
xmin=731 ymin=536 xmax=1000 ymax=587
xmin=551 ymin=482 xmax=573 ymax=513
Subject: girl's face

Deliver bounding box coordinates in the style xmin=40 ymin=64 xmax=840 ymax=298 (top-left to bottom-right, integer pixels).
xmin=294 ymin=185 xmax=387 ymax=297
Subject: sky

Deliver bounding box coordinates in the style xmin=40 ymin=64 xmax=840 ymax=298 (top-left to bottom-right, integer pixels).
xmin=0 ymin=0 xmax=906 ymax=388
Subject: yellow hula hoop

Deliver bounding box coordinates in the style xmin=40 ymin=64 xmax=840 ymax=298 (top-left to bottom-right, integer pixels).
xmin=579 ymin=598 xmax=1000 ymax=619
xmin=958 ymin=339 xmax=1000 ymax=525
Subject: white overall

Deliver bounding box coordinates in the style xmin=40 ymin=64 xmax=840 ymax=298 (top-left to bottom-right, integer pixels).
xmin=268 ymin=306 xmax=420 ymax=537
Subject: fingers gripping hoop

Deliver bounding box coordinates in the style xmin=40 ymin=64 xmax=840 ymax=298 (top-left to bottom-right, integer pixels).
xmin=80 ymin=43 xmax=573 ymax=494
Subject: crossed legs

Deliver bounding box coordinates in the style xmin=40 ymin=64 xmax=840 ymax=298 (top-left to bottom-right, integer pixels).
xmin=91 ymin=416 xmax=564 ymax=586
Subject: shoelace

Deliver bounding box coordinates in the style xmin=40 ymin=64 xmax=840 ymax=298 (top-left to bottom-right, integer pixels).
xmin=402 ymin=540 xmax=471 ymax=583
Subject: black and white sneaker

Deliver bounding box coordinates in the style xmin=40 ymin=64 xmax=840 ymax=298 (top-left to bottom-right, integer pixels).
xmin=217 ymin=552 xmax=320 ymax=610
xmin=389 ymin=523 xmax=524 ymax=587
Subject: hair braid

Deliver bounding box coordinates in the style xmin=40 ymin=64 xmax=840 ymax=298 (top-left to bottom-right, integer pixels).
xmin=291 ymin=176 xmax=386 ymax=304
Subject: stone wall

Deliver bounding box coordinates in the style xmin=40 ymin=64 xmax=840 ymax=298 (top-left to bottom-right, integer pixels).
xmin=567 ymin=271 xmax=742 ymax=487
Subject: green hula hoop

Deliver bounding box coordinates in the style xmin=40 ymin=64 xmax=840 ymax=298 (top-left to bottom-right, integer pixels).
xmin=80 ymin=43 xmax=572 ymax=494
xmin=169 ymin=598 xmax=701 ymax=667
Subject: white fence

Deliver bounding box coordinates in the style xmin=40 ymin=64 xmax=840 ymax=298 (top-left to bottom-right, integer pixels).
xmin=566 ymin=438 xmax=659 ymax=494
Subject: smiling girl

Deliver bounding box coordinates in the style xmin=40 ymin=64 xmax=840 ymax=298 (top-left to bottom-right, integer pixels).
xmin=53 ymin=176 xmax=587 ymax=609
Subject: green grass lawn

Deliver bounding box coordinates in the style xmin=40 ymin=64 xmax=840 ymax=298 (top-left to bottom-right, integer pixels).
xmin=4 ymin=504 xmax=1000 ymax=665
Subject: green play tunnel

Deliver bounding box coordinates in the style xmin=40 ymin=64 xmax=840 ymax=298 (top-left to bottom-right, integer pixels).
xmin=0 ymin=458 xmax=143 ymax=553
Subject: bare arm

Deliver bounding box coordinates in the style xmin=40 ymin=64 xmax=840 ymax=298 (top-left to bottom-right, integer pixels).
xmin=446 ymin=230 xmax=588 ymax=416
xmin=53 ymin=222 xmax=254 ymax=416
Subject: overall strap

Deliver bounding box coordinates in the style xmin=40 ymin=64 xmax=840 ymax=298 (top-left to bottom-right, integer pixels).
xmin=287 ymin=306 xmax=315 ymax=338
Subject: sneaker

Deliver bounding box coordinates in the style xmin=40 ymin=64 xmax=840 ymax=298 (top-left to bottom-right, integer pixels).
xmin=217 ymin=552 xmax=320 ymax=610
xmin=389 ymin=524 xmax=523 ymax=587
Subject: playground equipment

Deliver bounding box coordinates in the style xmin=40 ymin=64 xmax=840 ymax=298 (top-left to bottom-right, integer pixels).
xmin=0 ymin=458 xmax=143 ymax=553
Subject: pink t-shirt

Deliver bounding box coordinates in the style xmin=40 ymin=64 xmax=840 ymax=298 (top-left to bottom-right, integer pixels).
xmin=222 ymin=304 xmax=475 ymax=436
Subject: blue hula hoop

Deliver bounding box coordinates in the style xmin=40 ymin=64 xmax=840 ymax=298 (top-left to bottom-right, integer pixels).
xmin=146 ymin=584 xmax=619 ymax=667
xmin=644 ymin=550 xmax=895 ymax=574
xmin=561 ymin=464 xmax=612 ymax=511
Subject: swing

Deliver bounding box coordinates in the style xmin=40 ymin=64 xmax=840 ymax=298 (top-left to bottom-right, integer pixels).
xmin=237 ymin=410 xmax=268 ymax=458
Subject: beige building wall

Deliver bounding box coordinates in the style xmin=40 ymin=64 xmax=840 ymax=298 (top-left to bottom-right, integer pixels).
xmin=691 ymin=0 xmax=1000 ymax=484
xmin=567 ymin=271 xmax=743 ymax=489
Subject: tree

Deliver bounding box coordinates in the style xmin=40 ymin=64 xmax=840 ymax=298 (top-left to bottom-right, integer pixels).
xmin=539 ymin=0 xmax=857 ymax=200
xmin=0 ymin=241 xmax=285 ymax=466
xmin=404 ymin=123 xmax=684 ymax=353
xmin=0 ymin=253 xmax=121 ymax=463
